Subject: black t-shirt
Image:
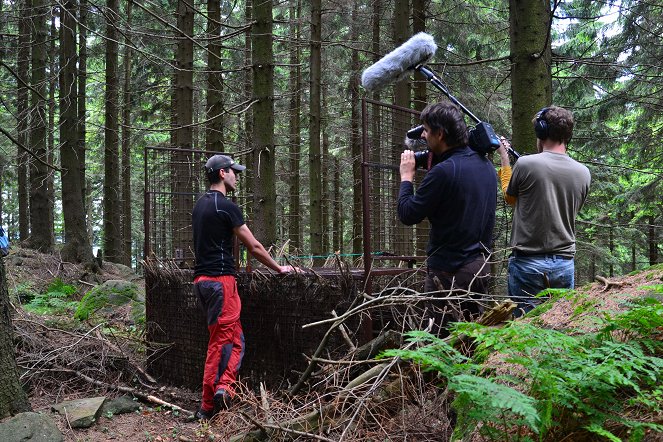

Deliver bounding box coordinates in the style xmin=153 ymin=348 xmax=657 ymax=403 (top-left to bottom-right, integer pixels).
xmin=192 ymin=190 xmax=245 ymax=277
xmin=397 ymin=146 xmax=497 ymax=272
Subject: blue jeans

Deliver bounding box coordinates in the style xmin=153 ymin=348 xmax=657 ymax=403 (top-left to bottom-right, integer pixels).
xmin=508 ymin=255 xmax=574 ymax=317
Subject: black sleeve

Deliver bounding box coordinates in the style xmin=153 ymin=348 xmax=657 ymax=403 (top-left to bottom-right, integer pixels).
xmin=397 ymin=167 xmax=445 ymax=226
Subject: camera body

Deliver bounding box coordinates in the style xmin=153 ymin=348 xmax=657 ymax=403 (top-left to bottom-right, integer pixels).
xmin=406 ymin=121 xmax=500 ymax=170
xmin=468 ymin=122 xmax=501 ymax=155
xmin=413 ymin=150 xmax=434 ymax=170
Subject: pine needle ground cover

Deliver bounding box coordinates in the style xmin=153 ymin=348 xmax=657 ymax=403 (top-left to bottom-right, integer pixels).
xmin=383 ymin=265 xmax=663 ymax=442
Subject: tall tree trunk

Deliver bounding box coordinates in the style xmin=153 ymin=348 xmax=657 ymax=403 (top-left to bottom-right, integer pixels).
xmin=242 ymin=0 xmax=253 ymax=225
xmin=412 ymin=0 xmax=427 ymax=257
xmin=309 ymin=0 xmax=323 ymax=265
xmin=412 ymin=0 xmax=426 ymax=111
xmin=48 ymin=14 xmax=56 ymax=242
xmin=393 ymin=0 xmax=410 ymax=256
xmin=121 ymin=0 xmax=133 ymax=267
xmin=349 ymin=0 xmax=362 ymax=256
xmin=79 ymin=0 xmax=91 ymax=243
xmin=252 ymin=0 xmax=276 ymax=247
xmin=393 ymin=0 xmax=410 ymax=110
xmin=509 ymin=0 xmax=552 ymax=153
xmin=287 ymin=0 xmax=302 ymax=252
xmin=649 ymin=215 xmax=659 ymax=265
xmin=369 ymin=0 xmax=382 ymax=262
xmin=321 ymin=84 xmax=330 ymax=255
xmin=104 ymin=0 xmax=122 ymax=263
xmin=171 ymin=0 xmax=194 ymax=265
xmin=17 ymin=0 xmax=31 ymax=241
xmin=60 ymin=0 xmax=95 ymax=268
xmin=28 ymin=0 xmax=53 ymax=252
xmin=0 ymin=259 xmax=31 ymax=418
xmin=207 ymin=0 xmax=224 ymax=151
xmin=609 ymin=224 xmax=614 ymax=277
xmin=333 ymin=157 xmax=342 ymax=253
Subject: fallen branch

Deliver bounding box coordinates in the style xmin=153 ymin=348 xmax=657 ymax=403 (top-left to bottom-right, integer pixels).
xmin=41 ymin=367 xmax=193 ymax=418
xmin=596 ymin=275 xmax=626 ymax=292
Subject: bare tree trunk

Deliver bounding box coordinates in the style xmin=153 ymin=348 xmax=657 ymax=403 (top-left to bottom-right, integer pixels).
xmin=369 ymin=0 xmax=382 ymax=261
xmin=28 ymin=0 xmax=53 ymax=252
xmin=287 ymin=0 xmax=302 ymax=252
xmin=350 ymin=0 xmax=362 ymax=256
xmin=321 ymin=84 xmax=330 ymax=254
xmin=48 ymin=14 xmax=56 ymax=241
xmin=509 ymin=0 xmax=552 ymax=153
xmin=0 ymin=259 xmax=31 ymax=418
xmin=412 ymin=0 xmax=427 ymax=257
xmin=251 ymin=0 xmax=276 ymax=247
xmin=207 ymin=0 xmax=224 ymax=151
xmin=393 ymin=0 xmax=410 ymax=256
xmin=309 ymin=0 xmax=323 ymax=265
xmin=79 ymin=0 xmax=91 ymax=244
xmin=242 ymin=0 xmax=253 ymax=226
xmin=333 ymin=157 xmax=342 ymax=253
xmin=104 ymin=0 xmax=122 ymax=263
xmin=121 ymin=0 xmax=133 ymax=267
xmin=649 ymin=215 xmax=659 ymax=265
xmin=17 ymin=0 xmax=31 ymax=241
xmin=60 ymin=0 xmax=95 ymax=268
xmin=172 ymin=0 xmax=194 ymax=264
xmin=412 ymin=0 xmax=426 ymax=111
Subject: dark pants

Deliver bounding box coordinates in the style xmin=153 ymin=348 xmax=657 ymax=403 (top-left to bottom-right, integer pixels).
xmin=423 ymin=255 xmax=490 ymax=335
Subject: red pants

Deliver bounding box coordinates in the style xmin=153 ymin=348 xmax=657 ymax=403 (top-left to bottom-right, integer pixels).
xmin=193 ymin=275 xmax=245 ymax=412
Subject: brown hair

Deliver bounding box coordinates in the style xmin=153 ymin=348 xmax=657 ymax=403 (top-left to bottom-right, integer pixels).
xmin=533 ymin=105 xmax=574 ymax=144
xmin=420 ymin=102 xmax=469 ymax=148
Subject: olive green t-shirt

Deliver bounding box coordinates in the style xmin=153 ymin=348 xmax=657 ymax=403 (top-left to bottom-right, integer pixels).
xmin=506 ymin=151 xmax=591 ymax=256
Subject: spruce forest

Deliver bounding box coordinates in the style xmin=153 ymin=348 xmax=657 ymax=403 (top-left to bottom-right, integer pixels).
xmin=0 ymin=0 xmax=662 ymax=441
xmin=0 ymin=0 xmax=660 ymax=274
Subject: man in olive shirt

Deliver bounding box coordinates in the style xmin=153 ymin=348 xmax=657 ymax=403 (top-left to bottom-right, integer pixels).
xmin=497 ymin=106 xmax=591 ymax=316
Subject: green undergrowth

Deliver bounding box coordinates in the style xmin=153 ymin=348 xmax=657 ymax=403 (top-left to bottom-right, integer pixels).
xmin=16 ymin=277 xmax=145 ymax=332
xmin=22 ymin=278 xmax=79 ymax=315
xmin=381 ymin=295 xmax=663 ymax=442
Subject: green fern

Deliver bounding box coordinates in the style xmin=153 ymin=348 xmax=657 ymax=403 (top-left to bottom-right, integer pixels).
xmin=450 ymin=374 xmax=540 ymax=439
xmin=24 ymin=278 xmax=79 ymax=315
xmin=383 ymin=297 xmax=663 ymax=441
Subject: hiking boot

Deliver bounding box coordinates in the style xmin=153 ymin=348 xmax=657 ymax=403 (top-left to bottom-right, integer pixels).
xmin=213 ymin=389 xmax=232 ymax=412
xmin=193 ymin=407 xmax=214 ymax=421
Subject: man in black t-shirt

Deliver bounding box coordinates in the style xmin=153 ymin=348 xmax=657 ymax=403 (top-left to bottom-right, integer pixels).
xmin=192 ymin=154 xmax=296 ymax=420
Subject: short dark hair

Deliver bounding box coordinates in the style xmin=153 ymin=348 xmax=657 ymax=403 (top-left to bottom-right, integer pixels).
xmin=533 ymin=105 xmax=574 ymax=144
xmin=420 ymin=102 xmax=469 ymax=148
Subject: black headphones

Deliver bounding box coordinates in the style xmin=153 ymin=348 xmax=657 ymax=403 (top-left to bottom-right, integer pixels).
xmin=534 ymin=107 xmax=549 ymax=139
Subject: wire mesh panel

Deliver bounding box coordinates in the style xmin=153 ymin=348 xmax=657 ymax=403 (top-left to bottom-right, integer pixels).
xmin=144 ymin=262 xmax=360 ymax=389
xmin=362 ymin=99 xmax=430 ymax=269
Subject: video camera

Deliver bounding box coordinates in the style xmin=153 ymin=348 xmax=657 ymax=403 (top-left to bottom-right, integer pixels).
xmin=406 ymin=121 xmax=501 ymax=170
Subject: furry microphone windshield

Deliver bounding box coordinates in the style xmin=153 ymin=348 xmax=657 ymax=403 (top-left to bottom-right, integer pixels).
xmin=361 ymin=32 xmax=437 ymax=92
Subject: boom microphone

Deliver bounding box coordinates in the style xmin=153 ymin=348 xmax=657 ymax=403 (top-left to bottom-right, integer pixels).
xmin=361 ymin=32 xmax=437 ymax=92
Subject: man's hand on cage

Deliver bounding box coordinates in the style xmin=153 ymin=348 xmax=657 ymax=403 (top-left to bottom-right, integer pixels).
xmin=278 ymin=265 xmax=301 ymax=274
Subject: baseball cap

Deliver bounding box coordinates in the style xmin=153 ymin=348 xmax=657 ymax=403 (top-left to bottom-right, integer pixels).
xmin=205 ymin=154 xmax=246 ymax=174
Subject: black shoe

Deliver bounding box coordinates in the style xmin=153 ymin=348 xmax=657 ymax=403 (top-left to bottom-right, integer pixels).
xmin=213 ymin=389 xmax=232 ymax=412
xmin=194 ymin=407 xmax=214 ymax=421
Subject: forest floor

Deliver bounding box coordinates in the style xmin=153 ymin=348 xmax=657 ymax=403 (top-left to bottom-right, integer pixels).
xmin=4 ymin=246 xmax=663 ymax=441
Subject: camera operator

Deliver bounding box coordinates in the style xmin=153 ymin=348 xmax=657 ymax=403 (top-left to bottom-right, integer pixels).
xmin=398 ymin=102 xmax=497 ymax=333
xmin=496 ymin=106 xmax=591 ymax=317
